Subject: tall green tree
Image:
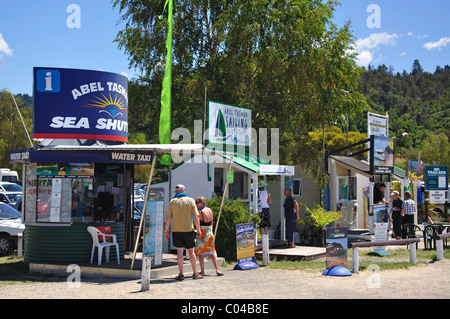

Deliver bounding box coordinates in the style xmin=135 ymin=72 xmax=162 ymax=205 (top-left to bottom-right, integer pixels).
xmin=113 ymin=0 xmax=366 ymax=177
xmin=0 ymin=90 xmax=33 ymax=170
xmin=421 ymin=133 xmax=450 ymax=166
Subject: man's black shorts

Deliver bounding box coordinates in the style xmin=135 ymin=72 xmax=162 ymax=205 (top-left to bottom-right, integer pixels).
xmin=172 ymin=231 xmax=196 ymax=249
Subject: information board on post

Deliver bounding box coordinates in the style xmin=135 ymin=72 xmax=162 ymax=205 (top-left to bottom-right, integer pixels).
xmin=142 ymin=189 xmax=164 ymax=267
xmin=424 ymin=166 xmax=448 ymax=191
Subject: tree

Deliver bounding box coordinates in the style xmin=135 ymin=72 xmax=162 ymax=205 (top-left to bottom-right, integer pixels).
xmin=421 ymin=133 xmax=450 ymax=166
xmin=411 ymin=59 xmax=423 ymax=75
xmin=0 ymin=90 xmax=33 ymax=170
xmin=113 ymin=0 xmax=367 ymax=178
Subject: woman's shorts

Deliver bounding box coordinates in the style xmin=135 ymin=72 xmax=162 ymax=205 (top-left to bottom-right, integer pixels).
xmin=172 ymin=231 xmax=196 ymax=249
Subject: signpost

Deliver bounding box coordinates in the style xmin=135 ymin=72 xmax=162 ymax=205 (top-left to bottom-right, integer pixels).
xmin=424 ymin=166 xmax=448 ymax=191
xmin=207 ymin=101 xmax=251 ymax=149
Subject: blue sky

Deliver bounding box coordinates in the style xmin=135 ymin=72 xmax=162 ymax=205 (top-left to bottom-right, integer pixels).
xmin=0 ymin=0 xmax=449 ymax=95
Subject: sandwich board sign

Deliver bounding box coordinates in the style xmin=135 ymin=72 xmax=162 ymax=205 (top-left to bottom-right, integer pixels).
xmin=234 ymin=223 xmax=259 ymax=270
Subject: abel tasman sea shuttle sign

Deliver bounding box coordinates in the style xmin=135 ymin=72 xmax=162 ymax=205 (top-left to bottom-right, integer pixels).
xmin=207 ymin=101 xmax=251 ymax=148
xmin=33 ymin=67 xmax=128 ymax=142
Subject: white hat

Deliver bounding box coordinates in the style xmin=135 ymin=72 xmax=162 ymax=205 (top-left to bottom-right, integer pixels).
xmin=175 ymin=184 xmax=185 ymax=190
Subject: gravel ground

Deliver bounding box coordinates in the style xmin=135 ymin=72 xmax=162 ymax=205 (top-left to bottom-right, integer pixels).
xmin=1 ymin=258 xmax=450 ymax=300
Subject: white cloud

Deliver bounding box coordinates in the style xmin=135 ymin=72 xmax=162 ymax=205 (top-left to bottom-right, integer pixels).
xmin=351 ymin=32 xmax=399 ymax=66
xmin=400 ymin=52 xmax=406 ymax=56
xmin=0 ymin=33 xmax=13 ymax=58
xmin=423 ymin=37 xmax=450 ymax=50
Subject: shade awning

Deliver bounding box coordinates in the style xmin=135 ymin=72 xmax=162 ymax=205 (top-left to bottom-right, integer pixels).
xmin=222 ymin=153 xmax=270 ymax=173
xmin=329 ymin=155 xmax=371 ymax=177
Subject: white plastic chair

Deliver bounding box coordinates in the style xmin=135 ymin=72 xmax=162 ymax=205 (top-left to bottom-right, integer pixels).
xmin=87 ymin=226 xmax=120 ymax=266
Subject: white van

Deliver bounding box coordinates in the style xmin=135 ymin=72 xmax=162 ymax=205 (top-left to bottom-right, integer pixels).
xmin=0 ymin=168 xmax=19 ymax=183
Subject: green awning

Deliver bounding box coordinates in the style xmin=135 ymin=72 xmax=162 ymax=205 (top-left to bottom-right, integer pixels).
xmin=222 ymin=153 xmax=270 ymax=173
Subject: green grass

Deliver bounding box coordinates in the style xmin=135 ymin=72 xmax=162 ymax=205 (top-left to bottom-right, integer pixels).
xmin=0 ymin=256 xmax=33 ymax=287
xmin=258 ymin=247 xmax=450 ymax=273
xmin=2 ymin=247 xmax=450 ymax=287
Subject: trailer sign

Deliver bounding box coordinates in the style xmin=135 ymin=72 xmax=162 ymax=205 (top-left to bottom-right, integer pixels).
xmin=424 ymin=166 xmax=448 ymax=191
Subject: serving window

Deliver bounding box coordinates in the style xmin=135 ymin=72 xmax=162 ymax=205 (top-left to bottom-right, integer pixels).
xmin=36 ymin=163 xmax=94 ymax=224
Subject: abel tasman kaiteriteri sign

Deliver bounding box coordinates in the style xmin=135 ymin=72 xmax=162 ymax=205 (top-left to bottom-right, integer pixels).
xmin=33 ymin=67 xmax=128 ymax=142
xmin=207 ymin=101 xmax=251 ymax=148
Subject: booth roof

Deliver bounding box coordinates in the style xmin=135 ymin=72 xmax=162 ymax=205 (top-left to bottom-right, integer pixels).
xmin=37 ymin=143 xmax=206 ymax=154
xmin=329 ymin=155 xmax=371 ymax=177
xmin=10 ymin=140 xmax=212 ymax=165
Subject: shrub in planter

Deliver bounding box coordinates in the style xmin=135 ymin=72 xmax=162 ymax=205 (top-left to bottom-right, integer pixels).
xmin=206 ymin=196 xmax=260 ymax=262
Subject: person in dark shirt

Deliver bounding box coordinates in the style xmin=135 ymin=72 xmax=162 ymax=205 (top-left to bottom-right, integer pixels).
xmin=390 ymin=191 xmax=403 ymax=239
xmin=374 ymin=182 xmax=390 ymax=205
xmin=283 ymin=187 xmax=299 ymax=248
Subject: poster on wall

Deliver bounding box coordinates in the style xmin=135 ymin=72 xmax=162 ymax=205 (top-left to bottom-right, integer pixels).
xmin=33 ymin=67 xmax=128 ymax=142
xmin=234 ymin=223 xmax=259 ymax=270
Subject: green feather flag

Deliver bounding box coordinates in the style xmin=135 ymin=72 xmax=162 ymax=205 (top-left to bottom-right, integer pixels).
xmin=159 ymin=0 xmax=173 ymax=165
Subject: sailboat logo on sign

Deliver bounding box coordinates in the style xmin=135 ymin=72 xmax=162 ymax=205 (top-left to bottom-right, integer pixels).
xmin=214 ymin=109 xmax=228 ymax=142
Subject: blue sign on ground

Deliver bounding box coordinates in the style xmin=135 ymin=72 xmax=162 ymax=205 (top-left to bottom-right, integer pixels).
xmin=33 ymin=67 xmax=128 ymax=142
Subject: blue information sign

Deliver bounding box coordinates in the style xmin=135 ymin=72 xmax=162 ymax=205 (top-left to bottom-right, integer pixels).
xmin=424 ymin=166 xmax=448 ymax=191
xmin=33 ymin=67 xmax=128 ymax=142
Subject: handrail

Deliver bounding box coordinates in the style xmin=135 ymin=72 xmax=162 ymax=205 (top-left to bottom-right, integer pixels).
xmin=352 ymin=238 xmax=420 ymax=248
xmin=351 ymin=238 xmax=420 ymax=273
xmin=436 ymin=232 xmax=450 ymax=240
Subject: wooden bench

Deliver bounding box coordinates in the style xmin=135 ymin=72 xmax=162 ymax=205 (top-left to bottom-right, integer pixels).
xmin=351 ymin=238 xmax=420 ymax=273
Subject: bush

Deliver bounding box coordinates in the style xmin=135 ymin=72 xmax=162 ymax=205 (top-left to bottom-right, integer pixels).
xmin=298 ymin=204 xmax=342 ymax=246
xmin=207 ymin=196 xmax=260 ymax=262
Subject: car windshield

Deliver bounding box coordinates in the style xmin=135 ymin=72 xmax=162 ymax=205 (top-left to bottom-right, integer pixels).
xmin=1 ymin=183 xmax=22 ymax=192
xmin=135 ymin=201 xmax=144 ymax=212
xmin=0 ymin=203 xmax=21 ymax=219
xmin=5 ymin=193 xmax=22 ymax=204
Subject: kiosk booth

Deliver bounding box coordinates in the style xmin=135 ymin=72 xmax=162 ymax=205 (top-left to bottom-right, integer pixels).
xmin=9 ymin=66 xmax=207 ymax=265
xmin=10 ymin=141 xmax=204 ymax=264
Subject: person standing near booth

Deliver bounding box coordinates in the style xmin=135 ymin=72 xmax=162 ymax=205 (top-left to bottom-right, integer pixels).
xmin=257 ymin=180 xmax=272 ymax=235
xmin=401 ymin=191 xmax=416 ymax=239
xmin=164 ymin=184 xmax=202 ymax=280
xmin=390 ymin=191 xmax=403 ymax=240
xmin=283 ymin=187 xmax=299 ymax=248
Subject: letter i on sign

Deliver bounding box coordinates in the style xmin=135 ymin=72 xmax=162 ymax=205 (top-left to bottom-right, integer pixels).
xmin=45 ymin=72 xmax=52 ymax=91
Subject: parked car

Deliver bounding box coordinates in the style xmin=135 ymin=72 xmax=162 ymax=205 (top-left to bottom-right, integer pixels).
xmin=0 ymin=182 xmax=22 ymax=192
xmin=0 ymin=202 xmax=25 ymax=255
xmin=0 ymin=191 xmax=22 ymax=207
xmin=133 ymin=199 xmax=145 ymax=227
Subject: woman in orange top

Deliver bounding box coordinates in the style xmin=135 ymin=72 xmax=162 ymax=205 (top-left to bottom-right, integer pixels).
xmin=194 ymin=197 xmax=224 ymax=276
